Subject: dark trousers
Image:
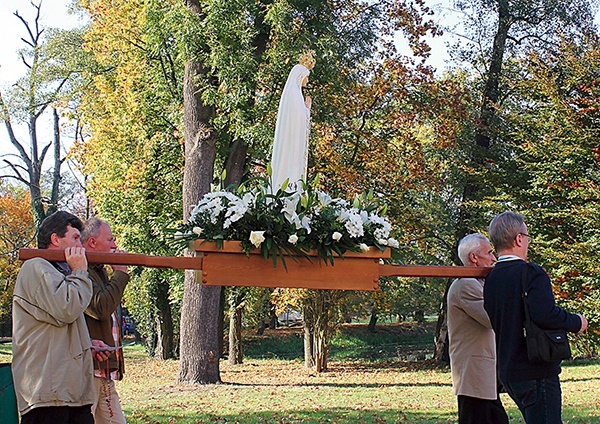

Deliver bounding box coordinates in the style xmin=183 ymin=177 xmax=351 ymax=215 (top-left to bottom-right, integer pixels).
xmin=458 ymin=395 xmax=509 ymax=424
xmin=21 ymin=405 xmax=94 ymax=424
xmin=503 ymin=376 xmax=562 ymax=424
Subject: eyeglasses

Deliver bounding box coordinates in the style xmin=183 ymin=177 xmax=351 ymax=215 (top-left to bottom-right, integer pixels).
xmin=518 ymin=232 xmax=533 ymax=242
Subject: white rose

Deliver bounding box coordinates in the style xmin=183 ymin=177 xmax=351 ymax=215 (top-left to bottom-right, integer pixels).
xmin=332 ymin=232 xmax=342 ymax=241
xmin=249 ymin=231 xmax=266 ymax=248
xmin=387 ymin=238 xmax=399 ymax=249
xmin=192 ymin=227 xmax=203 ymax=235
xmin=174 ymin=231 xmax=184 ymax=239
xmin=288 ymin=234 xmax=299 ymax=245
xmin=359 ymin=243 xmax=369 ymax=252
xmin=377 ymin=238 xmax=388 ymax=246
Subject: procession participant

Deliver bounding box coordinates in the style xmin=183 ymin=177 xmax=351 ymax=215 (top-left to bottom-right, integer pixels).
xmin=12 ymin=211 xmax=109 ymax=424
xmin=484 ymin=211 xmax=587 ymax=423
xmin=82 ymin=217 xmax=130 ymax=424
xmin=447 ymin=233 xmax=508 ymax=424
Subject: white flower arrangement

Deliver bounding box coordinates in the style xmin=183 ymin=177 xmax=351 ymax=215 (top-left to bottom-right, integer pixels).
xmin=175 ymin=176 xmax=399 ymax=266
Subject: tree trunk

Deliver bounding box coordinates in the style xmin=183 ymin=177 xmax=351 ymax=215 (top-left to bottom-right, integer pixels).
xmin=178 ymin=51 xmax=221 ymax=383
xmin=155 ymin=279 xmax=174 ymax=360
xmin=48 ymin=107 xmax=62 ymax=216
xmin=475 ymin=0 xmax=510 ymax=149
xmin=269 ymin=302 xmax=278 ymax=330
xmin=303 ymin=305 xmax=315 ymax=369
xmin=228 ymin=303 xmax=244 ymax=365
xmin=367 ymin=312 xmax=378 ymax=333
xmin=218 ymin=287 xmax=226 ymax=358
xmin=313 ymin=307 xmax=329 ymax=373
xmin=227 ymin=287 xmax=245 ymax=364
xmin=434 ymin=279 xmax=453 ymax=363
xmin=303 ymin=290 xmax=345 ymax=372
xmin=224 ymin=138 xmax=248 ymax=187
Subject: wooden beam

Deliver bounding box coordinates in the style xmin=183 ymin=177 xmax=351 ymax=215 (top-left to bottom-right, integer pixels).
xmin=379 ymin=264 xmax=491 ymax=279
xmin=18 ymin=249 xmax=202 ymax=270
xmin=18 ymin=248 xmax=492 ymax=289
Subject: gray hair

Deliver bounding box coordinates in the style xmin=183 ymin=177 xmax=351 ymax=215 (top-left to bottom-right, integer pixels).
xmin=457 ymin=233 xmax=489 ymax=266
xmin=81 ymin=217 xmax=108 ymax=243
xmin=488 ymin=211 xmax=525 ymax=252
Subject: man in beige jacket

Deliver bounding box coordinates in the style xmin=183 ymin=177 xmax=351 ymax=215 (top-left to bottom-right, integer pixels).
xmin=12 ymin=211 xmax=109 ymax=423
xmin=447 ymin=233 xmax=508 ymax=424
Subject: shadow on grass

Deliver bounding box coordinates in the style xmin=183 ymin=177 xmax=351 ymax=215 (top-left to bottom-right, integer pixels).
xmin=218 ymin=380 xmax=452 ymax=389
xmin=126 ymin=407 xmax=456 ymax=424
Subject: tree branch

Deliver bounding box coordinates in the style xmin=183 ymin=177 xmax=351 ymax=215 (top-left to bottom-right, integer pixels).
xmin=1 ymin=160 xmax=29 ymax=185
xmin=0 ymin=91 xmax=33 ymax=170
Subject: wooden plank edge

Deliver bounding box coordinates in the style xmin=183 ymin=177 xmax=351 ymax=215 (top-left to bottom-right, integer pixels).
xmin=193 ymin=240 xmax=390 ymax=259
xmin=379 ymin=264 xmax=491 ymax=278
xmin=198 ymin=275 xmax=380 ymax=291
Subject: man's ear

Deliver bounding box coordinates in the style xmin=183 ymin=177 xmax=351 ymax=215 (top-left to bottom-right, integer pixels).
xmin=514 ymin=234 xmax=525 ymax=248
xmin=86 ymin=237 xmax=96 ymax=249
xmin=49 ymin=233 xmax=61 ymax=247
xmin=469 ymin=252 xmax=477 ymax=265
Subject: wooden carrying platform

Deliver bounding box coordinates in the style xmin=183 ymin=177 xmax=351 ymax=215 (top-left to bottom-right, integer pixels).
xmin=19 ymin=244 xmax=491 ymax=291
xmin=194 ymin=241 xmax=491 ymax=291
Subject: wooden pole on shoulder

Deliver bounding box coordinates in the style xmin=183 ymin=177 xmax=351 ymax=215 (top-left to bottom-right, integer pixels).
xmin=18 ymin=248 xmax=202 ymax=270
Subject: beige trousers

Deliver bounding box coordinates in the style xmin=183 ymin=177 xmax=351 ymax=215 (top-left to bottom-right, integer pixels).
xmin=91 ymin=377 xmax=127 ymax=424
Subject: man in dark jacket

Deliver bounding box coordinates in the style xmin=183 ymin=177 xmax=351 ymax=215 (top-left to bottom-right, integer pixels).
xmin=483 ymin=211 xmax=587 ymax=424
xmin=82 ymin=217 xmax=130 ymax=424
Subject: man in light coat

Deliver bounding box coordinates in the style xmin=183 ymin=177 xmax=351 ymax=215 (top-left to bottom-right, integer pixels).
xmin=447 ymin=233 xmax=508 ymax=424
xmin=12 ymin=211 xmax=109 ymax=423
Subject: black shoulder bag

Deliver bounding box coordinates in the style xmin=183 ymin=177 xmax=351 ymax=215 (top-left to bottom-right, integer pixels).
xmin=521 ymin=264 xmax=571 ymax=363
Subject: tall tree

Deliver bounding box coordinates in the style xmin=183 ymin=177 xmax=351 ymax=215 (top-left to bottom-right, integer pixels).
xmin=450 ymin=0 xmax=597 ymax=235
xmin=430 ymin=0 xmax=598 ymax=360
xmin=76 ymin=0 xmax=185 ymax=359
xmin=0 ymin=2 xmax=84 ymax=225
xmin=178 ymin=0 xmax=221 ymax=383
xmin=502 ymin=33 xmax=600 ymax=354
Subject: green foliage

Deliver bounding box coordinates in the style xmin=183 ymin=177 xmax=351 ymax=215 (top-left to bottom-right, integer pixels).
xmin=499 ymin=34 xmax=600 ymax=354
xmin=76 ymin=0 xmax=186 ymax=356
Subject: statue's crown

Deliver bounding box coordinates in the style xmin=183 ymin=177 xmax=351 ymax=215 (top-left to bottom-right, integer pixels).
xmin=299 ymin=50 xmax=316 ymax=70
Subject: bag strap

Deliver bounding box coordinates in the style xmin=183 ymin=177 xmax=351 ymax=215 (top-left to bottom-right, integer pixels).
xmin=521 ymin=263 xmax=533 ymax=327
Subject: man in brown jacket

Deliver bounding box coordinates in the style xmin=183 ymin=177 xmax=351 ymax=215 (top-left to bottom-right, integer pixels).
xmin=82 ymin=217 xmax=130 ymax=424
xmin=447 ymin=233 xmax=508 ymax=424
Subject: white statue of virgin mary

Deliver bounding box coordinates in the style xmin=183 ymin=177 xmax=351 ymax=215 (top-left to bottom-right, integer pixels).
xmin=270 ymin=53 xmax=314 ymax=192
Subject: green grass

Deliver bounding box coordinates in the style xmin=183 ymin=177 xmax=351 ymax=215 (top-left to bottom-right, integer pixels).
xmin=115 ymin=345 xmax=600 ymax=424
xmin=0 ymin=342 xmax=11 ymax=363
xmin=4 ymin=326 xmax=600 ymax=423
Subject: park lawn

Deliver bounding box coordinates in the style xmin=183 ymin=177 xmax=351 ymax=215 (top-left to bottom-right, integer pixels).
xmin=3 ymin=326 xmax=600 ymax=423
xmin=117 ymin=345 xmax=600 ymax=424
